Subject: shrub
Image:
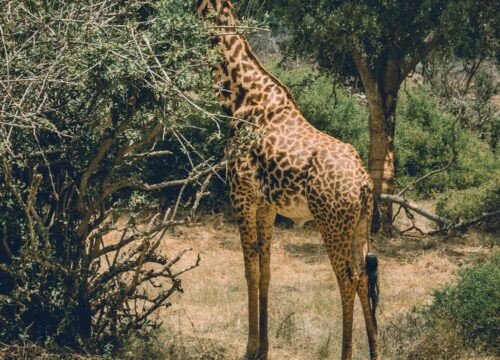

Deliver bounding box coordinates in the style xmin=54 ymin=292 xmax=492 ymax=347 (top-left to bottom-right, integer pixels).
xmin=0 ymin=0 xmax=219 ymax=354
xmin=383 ymin=253 xmax=500 ymax=359
xmin=436 ymin=179 xmax=500 ymax=223
xmin=396 ymin=86 xmax=500 ymax=197
xmin=429 ymin=252 xmax=500 ymax=353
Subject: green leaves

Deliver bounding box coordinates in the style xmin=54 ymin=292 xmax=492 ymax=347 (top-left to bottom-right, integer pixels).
xmin=263 ymin=0 xmax=497 ymax=83
xmin=430 ymin=253 xmax=500 ymax=352
xmin=0 ymin=0 xmax=221 ymax=353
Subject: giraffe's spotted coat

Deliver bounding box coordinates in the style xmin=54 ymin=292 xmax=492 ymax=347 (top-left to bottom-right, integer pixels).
xmin=196 ymin=1 xmax=380 ymax=359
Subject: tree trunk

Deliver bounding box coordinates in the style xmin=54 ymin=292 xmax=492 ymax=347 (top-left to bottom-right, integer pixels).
xmin=368 ymin=104 xmax=396 ymax=234
xmin=360 ymin=77 xmax=398 ymax=235
xmin=352 ymin=50 xmax=400 ymax=235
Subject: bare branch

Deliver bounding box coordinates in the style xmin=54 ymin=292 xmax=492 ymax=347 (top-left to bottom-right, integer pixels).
xmin=427 ymin=210 xmax=500 ymax=235
xmin=124 ymin=149 xmax=173 ymax=160
xmin=78 ymin=100 xmax=137 ymax=214
xmin=380 ymin=193 xmax=453 ymax=226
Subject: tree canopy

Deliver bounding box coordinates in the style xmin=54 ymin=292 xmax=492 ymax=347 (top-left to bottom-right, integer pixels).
xmin=267 ymin=0 xmax=498 ymax=82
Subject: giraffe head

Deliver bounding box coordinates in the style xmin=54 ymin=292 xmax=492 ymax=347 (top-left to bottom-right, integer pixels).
xmin=195 ymin=0 xmax=237 ymax=25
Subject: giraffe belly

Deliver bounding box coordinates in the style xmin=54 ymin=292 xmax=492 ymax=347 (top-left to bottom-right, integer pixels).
xmin=275 ymin=195 xmax=314 ymax=225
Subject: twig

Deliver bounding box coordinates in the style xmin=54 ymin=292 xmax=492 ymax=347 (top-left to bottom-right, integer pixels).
xmin=124 ymin=149 xmax=173 ymax=160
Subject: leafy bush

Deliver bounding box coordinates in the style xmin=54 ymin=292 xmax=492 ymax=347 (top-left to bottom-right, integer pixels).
xmin=396 ymin=86 xmax=500 ymax=195
xmin=0 ymin=0 xmax=220 ymax=354
xmin=436 ymin=179 xmax=500 ymax=223
xmin=383 ymin=253 xmax=500 ymax=359
xmin=430 ymin=253 xmax=500 ymax=353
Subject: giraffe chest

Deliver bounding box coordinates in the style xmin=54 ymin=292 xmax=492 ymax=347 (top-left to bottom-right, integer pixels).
xmin=254 ymin=149 xmax=314 ymax=223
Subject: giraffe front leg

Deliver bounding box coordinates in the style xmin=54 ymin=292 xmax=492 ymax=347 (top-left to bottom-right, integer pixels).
xmin=236 ymin=205 xmax=260 ymax=360
xmin=257 ymin=206 xmax=276 ymax=359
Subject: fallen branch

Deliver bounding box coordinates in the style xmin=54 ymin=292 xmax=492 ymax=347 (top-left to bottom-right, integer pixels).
xmin=381 ymin=193 xmax=453 ymax=226
xmin=426 ymin=209 xmax=500 ymax=235
xmin=381 ymin=193 xmax=499 ymax=235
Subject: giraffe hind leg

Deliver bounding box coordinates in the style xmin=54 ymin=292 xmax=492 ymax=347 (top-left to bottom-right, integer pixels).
xmin=354 ymin=210 xmax=380 ymax=359
xmin=312 ymin=212 xmax=359 ymax=360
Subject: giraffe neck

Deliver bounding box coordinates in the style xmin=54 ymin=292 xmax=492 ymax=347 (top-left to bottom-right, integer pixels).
xmin=196 ymin=0 xmax=300 ymax=122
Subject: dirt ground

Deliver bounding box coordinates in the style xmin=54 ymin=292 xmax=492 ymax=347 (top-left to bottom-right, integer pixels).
xmin=149 ymin=210 xmax=497 ymax=360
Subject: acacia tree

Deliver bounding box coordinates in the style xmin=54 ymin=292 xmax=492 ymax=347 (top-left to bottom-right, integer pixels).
xmin=0 ymin=0 xmax=224 ymax=353
xmin=264 ymin=0 xmax=499 ymax=232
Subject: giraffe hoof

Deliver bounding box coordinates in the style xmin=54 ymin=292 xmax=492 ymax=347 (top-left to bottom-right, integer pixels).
xmin=245 ymin=343 xmax=260 ymax=360
xmin=257 ymin=349 xmax=268 ymax=360
xmin=245 ymin=351 xmax=258 ymax=360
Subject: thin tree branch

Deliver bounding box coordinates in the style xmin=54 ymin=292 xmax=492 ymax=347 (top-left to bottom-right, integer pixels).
xmin=426 ymin=210 xmax=500 ymax=235
xmin=380 ymin=193 xmax=453 ymax=226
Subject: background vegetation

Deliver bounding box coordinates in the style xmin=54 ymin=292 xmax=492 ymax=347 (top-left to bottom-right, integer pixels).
xmin=0 ymin=0 xmax=498 ymax=358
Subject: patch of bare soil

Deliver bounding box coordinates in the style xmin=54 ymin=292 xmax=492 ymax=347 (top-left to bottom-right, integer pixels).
xmin=150 ymin=213 xmax=497 ymax=360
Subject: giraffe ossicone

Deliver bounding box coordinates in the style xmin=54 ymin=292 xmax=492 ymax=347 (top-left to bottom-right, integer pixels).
xmin=196 ymin=1 xmax=380 ymax=359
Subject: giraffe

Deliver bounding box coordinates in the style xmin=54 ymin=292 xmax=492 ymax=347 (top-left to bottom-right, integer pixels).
xmin=196 ymin=1 xmax=380 ymax=359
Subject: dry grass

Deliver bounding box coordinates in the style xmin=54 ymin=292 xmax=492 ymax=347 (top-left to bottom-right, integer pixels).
xmin=3 ymin=207 xmax=496 ymax=360
xmin=144 ymin=210 xmax=497 ymax=360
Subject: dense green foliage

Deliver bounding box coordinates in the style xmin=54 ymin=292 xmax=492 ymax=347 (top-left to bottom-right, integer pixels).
xmin=447 ymin=255 xmax=498 ymax=349
xmin=429 ymin=253 xmax=500 ymax=352
xmin=261 ymin=0 xmax=498 ymax=87
xmin=436 ymin=179 xmax=500 ymax=223
xmin=0 ymin=0 xmax=221 ymax=353
xmin=396 ymin=86 xmax=500 ymax=195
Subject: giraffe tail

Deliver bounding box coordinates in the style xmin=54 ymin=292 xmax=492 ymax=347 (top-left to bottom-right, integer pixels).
xmin=365 ymin=252 xmax=379 ymax=330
